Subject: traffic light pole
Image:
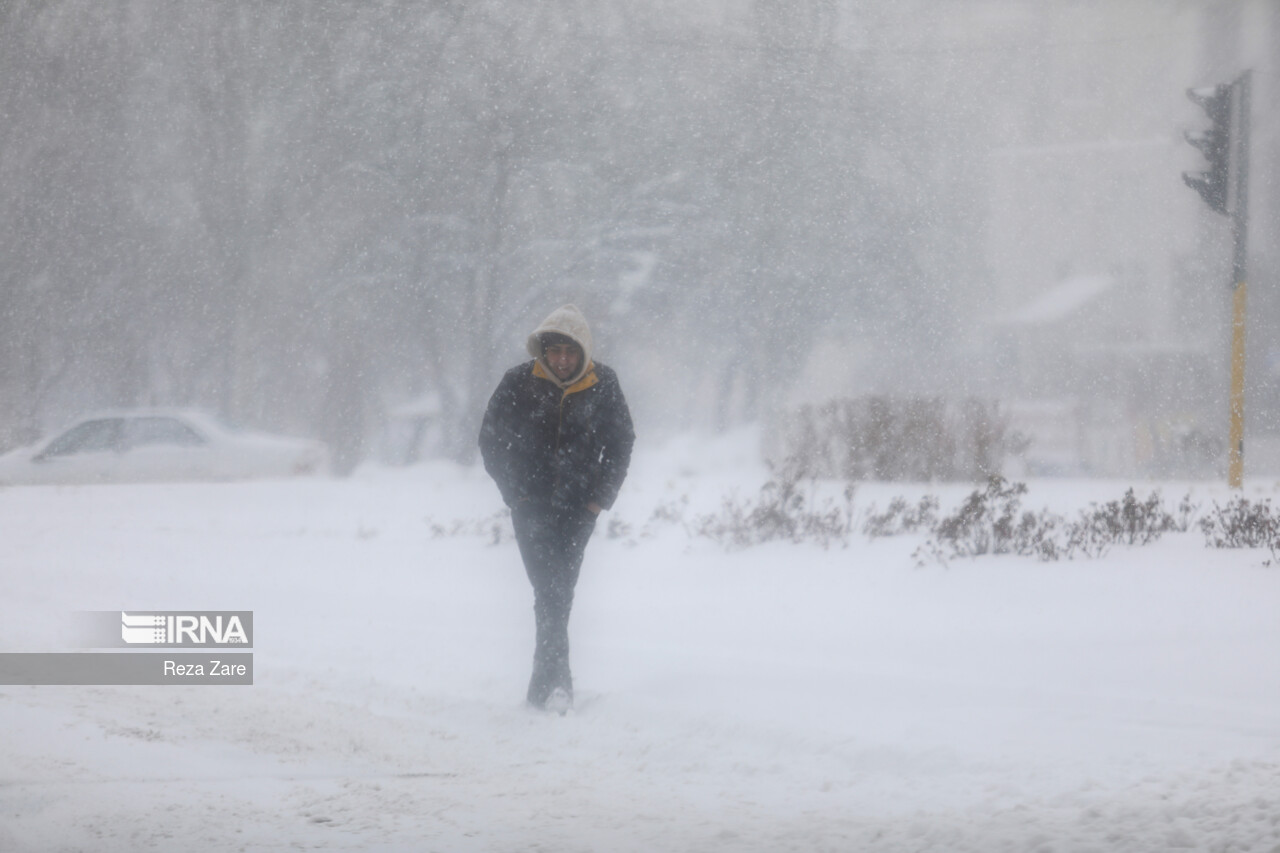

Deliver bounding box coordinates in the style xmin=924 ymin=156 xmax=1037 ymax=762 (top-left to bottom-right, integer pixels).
xmin=1184 ymin=71 xmax=1251 ymax=488
xmin=1229 ymin=279 xmax=1246 ymax=488
xmin=1227 ymin=71 xmax=1250 ymax=489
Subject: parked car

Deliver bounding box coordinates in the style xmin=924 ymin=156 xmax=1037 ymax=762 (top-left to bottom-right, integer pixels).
xmin=0 ymin=410 xmax=330 ymax=485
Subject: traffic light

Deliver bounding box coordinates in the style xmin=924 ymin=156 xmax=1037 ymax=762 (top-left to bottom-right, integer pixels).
xmin=1183 ymin=84 xmax=1232 ymax=215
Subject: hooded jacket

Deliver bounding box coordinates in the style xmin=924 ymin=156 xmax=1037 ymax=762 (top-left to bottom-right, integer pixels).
xmin=526 ymin=303 xmax=595 ymax=388
xmin=479 ymin=305 xmax=635 ymax=512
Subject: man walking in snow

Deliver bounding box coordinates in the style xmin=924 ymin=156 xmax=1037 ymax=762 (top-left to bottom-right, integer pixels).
xmin=479 ymin=304 xmax=635 ymax=712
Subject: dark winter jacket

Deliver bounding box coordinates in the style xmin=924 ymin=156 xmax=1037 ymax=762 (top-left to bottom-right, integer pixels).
xmin=479 ymin=358 xmax=635 ymax=512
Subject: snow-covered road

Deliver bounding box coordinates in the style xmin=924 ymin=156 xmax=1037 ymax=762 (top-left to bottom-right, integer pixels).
xmin=1 ymin=435 xmax=1277 ymax=851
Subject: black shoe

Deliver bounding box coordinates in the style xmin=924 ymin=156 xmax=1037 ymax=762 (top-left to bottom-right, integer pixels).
xmin=543 ymin=687 xmax=572 ymax=715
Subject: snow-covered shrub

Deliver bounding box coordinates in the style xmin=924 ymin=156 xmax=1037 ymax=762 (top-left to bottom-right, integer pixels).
xmin=773 ymin=396 xmax=1026 ymax=482
xmin=912 ymin=480 xmax=1197 ymax=565
xmin=691 ymin=460 xmax=855 ymax=550
xmin=606 ymin=496 xmax=691 ymax=545
xmin=1066 ymin=489 xmax=1182 ymax=557
xmin=426 ymin=509 xmax=513 ymax=545
xmin=1199 ymin=496 xmax=1280 ymax=561
xmin=861 ymin=495 xmax=939 ymax=539
xmin=916 ymin=476 xmax=1062 ymax=564
xmin=1171 ymin=493 xmax=1201 ymax=533
xmin=644 ymin=496 xmax=689 ymax=532
xmin=605 ymin=516 xmax=633 ymax=540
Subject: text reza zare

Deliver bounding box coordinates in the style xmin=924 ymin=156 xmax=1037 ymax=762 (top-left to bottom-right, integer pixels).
xmin=163 ymin=660 xmax=247 ymax=678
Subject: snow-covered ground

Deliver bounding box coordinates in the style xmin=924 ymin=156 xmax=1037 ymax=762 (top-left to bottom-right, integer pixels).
xmin=1 ymin=429 xmax=1278 ymax=852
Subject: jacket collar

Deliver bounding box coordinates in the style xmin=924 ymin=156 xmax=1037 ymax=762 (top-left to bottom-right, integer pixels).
xmin=532 ymin=359 xmax=598 ymax=395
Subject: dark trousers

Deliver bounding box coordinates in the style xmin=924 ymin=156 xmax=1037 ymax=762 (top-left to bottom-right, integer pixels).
xmin=511 ymin=502 xmax=597 ymax=706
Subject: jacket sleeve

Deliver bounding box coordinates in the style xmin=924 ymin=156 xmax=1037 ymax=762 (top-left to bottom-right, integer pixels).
xmin=592 ymin=374 xmax=635 ymax=511
xmin=478 ymin=369 xmax=524 ymax=507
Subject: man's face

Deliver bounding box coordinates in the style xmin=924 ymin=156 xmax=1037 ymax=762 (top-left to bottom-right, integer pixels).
xmin=544 ymin=341 xmax=583 ymax=381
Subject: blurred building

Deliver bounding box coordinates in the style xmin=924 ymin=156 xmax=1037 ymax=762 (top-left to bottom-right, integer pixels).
xmin=974 ymin=0 xmax=1278 ymax=477
xmin=785 ymin=0 xmax=1276 ymax=479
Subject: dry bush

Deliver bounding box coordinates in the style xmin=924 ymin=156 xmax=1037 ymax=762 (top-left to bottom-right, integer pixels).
xmin=691 ymin=459 xmax=856 ymax=550
xmin=915 ymin=480 xmax=1196 ymax=566
xmin=1199 ymin=496 xmax=1280 ymax=563
xmin=775 ymin=396 xmax=1026 ymax=482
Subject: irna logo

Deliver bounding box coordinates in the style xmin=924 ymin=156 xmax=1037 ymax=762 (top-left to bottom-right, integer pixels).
xmin=121 ymin=612 xmax=251 ymax=647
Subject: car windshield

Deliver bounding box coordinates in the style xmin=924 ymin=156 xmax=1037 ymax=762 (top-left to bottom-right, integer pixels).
xmin=42 ymin=419 xmax=122 ymax=457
